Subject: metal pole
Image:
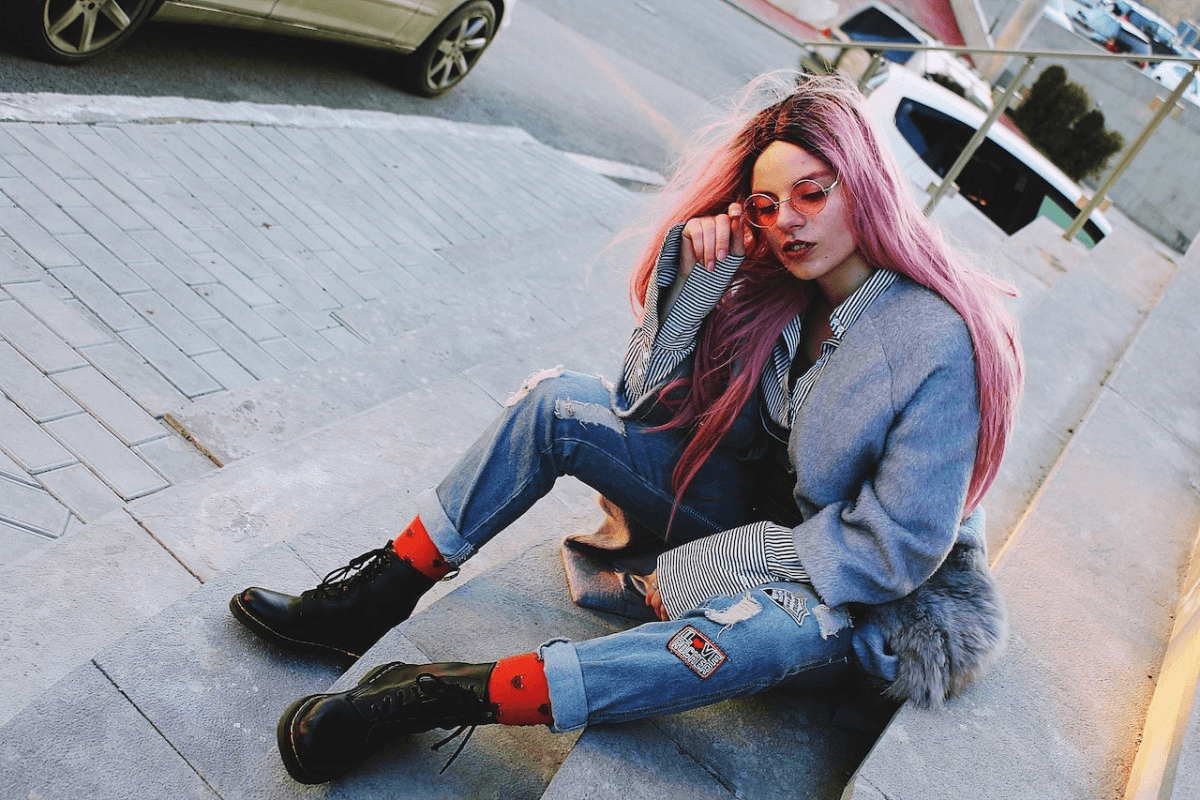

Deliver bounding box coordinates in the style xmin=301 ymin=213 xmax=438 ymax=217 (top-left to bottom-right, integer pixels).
xmin=857 ymin=50 xmax=887 ymax=93
xmin=1063 ymin=62 xmax=1200 ymax=243
xmin=925 ymin=56 xmax=1038 ymax=216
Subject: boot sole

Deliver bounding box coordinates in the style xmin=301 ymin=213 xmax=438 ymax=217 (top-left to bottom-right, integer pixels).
xmin=228 ymin=593 xmax=362 ymax=665
xmin=277 ymin=695 xmax=338 ymax=785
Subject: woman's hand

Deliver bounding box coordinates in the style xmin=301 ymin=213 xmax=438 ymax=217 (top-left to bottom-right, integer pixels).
xmin=680 ymin=202 xmax=752 ymax=279
xmin=642 ymin=569 xmax=669 ymax=621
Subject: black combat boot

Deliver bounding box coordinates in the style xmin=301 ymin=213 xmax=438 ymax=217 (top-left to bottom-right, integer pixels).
xmin=277 ymin=661 xmax=497 ymax=784
xmin=230 ymin=543 xmax=436 ymax=662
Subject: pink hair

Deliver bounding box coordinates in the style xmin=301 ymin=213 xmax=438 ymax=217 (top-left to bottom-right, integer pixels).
xmin=629 ymin=72 xmax=1024 ymax=523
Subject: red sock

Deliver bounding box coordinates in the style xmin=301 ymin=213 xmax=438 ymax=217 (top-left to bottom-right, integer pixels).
xmin=488 ymin=653 xmax=553 ymax=726
xmin=391 ymin=518 xmax=452 ymax=580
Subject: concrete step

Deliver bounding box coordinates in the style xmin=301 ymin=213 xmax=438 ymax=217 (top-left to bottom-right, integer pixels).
xmin=843 ymin=229 xmax=1200 ymax=799
xmin=0 ymin=360 xmax=587 ymax=730
xmin=0 ymin=485 xmax=599 ymax=800
xmin=980 ymin=215 xmax=1179 ymax=552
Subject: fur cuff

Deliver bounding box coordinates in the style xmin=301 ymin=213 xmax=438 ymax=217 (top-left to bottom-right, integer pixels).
xmin=857 ymin=540 xmax=1008 ymax=708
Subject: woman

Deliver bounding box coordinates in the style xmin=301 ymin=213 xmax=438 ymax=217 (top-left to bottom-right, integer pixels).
xmin=231 ymin=72 xmax=1023 ymax=785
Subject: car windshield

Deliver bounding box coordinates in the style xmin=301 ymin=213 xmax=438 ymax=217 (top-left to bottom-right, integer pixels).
xmin=893 ymin=97 xmax=1105 ymax=247
xmin=840 ymin=7 xmax=920 ymax=65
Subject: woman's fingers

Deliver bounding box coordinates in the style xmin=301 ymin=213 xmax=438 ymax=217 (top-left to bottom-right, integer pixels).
xmin=643 ymin=570 xmax=669 ymax=621
xmin=684 ymin=211 xmax=741 ymax=272
xmin=728 ymin=202 xmax=748 ymax=258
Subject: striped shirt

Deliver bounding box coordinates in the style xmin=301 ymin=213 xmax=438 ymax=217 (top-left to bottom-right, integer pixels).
xmin=622 ymin=225 xmax=899 ymax=617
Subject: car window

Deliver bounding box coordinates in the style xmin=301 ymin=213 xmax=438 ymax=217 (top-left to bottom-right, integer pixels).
xmin=839 ymin=7 xmax=920 ymax=65
xmin=893 ymin=98 xmax=1105 ymax=245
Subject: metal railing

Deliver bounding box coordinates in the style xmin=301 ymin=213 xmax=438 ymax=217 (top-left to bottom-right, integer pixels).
xmin=795 ymin=38 xmax=1200 ymax=243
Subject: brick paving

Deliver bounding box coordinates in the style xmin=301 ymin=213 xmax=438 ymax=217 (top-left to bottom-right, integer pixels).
xmin=0 ymin=111 xmax=631 ymax=569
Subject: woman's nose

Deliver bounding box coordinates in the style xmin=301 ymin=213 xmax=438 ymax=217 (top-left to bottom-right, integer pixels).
xmin=775 ymin=200 xmax=807 ymax=229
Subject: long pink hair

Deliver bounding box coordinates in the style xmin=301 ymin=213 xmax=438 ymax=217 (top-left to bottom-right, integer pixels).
xmin=629 ymin=72 xmax=1023 ymax=522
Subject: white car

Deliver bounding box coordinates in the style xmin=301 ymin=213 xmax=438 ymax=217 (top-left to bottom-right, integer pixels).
xmin=865 ymin=67 xmax=1112 ymax=247
xmin=10 ymin=0 xmax=513 ymax=96
xmin=1146 ymin=61 xmax=1200 ymax=105
xmin=801 ymin=2 xmax=994 ymax=110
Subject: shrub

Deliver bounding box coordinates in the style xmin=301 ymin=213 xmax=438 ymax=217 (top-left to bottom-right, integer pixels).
xmin=1008 ymin=65 xmax=1125 ymax=181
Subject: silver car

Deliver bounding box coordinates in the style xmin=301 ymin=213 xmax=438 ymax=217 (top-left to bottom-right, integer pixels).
xmin=10 ymin=0 xmax=510 ymax=96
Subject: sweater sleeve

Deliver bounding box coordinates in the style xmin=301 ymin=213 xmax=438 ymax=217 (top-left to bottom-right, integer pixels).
xmin=615 ymin=224 xmax=743 ymax=416
xmin=654 ymin=521 xmax=811 ymax=619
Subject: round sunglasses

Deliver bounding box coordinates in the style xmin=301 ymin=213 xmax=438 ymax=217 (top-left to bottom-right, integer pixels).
xmin=744 ymin=177 xmax=841 ymax=228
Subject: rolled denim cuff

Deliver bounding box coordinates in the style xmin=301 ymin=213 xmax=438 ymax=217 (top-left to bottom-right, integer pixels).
xmin=540 ymin=639 xmax=589 ymax=732
xmin=416 ymin=488 xmax=474 ymax=566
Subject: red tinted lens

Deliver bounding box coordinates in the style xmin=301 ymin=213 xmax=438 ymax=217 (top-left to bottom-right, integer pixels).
xmin=790 ymin=180 xmax=828 ymax=215
xmin=745 ymin=195 xmax=778 ymax=227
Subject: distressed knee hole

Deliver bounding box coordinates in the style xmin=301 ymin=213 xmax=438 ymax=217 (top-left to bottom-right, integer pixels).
xmin=553 ymin=398 xmax=626 ymax=434
xmin=504 ymin=365 xmax=565 ymax=407
xmin=704 ymin=594 xmax=761 ymax=633
xmin=813 ymin=603 xmax=853 ymax=640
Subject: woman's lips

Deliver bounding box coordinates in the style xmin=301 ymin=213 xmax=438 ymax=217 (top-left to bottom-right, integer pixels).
xmin=783 ymin=240 xmax=815 ymax=258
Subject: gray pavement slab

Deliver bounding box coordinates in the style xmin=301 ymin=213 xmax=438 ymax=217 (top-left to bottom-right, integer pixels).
xmin=0 ymin=390 xmax=78 ymax=472
xmin=0 ymin=508 xmax=198 ymax=728
xmin=0 ymin=338 xmax=82 ymax=421
xmin=1109 ymin=267 xmax=1200 ymax=454
xmin=541 ymin=722 xmax=738 ymax=800
xmin=129 ymin=372 xmax=506 ymax=580
xmin=0 ymin=661 xmax=219 ymax=800
xmin=1016 ymin=257 xmax=1144 ymax=439
xmin=0 ymin=472 xmax=69 ymax=536
xmin=94 ymin=543 xmax=345 ymax=798
xmin=37 ymin=460 xmax=127 ymax=522
xmin=43 ymin=412 xmax=169 ymax=500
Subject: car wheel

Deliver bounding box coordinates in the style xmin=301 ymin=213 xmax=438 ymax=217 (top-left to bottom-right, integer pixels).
xmin=12 ymin=0 xmax=161 ymax=63
xmin=401 ymin=0 xmax=496 ymax=97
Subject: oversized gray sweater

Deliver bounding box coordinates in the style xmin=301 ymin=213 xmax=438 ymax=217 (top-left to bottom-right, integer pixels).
xmin=617 ymin=227 xmax=981 ymax=613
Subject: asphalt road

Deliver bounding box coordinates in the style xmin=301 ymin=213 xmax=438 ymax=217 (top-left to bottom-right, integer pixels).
xmin=0 ymin=0 xmax=810 ymax=174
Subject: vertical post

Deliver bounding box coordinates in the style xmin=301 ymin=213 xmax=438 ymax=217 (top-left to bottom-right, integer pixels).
xmin=1063 ymin=61 xmax=1200 ymax=244
xmin=857 ymin=50 xmax=887 ymax=93
xmin=925 ymin=56 xmax=1038 ymax=216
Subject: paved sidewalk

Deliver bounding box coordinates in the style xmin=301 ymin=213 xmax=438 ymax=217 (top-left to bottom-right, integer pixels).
xmin=0 ymin=96 xmax=635 ymax=570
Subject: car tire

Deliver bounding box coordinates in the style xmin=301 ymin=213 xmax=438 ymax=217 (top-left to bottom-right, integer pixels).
xmin=11 ymin=0 xmax=161 ymax=63
xmin=401 ymin=0 xmax=496 ymax=97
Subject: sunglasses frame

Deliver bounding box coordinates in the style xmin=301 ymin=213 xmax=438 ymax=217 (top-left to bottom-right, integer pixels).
xmin=744 ymin=176 xmax=841 ymax=229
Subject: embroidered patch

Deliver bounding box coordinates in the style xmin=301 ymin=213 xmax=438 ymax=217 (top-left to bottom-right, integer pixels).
xmin=667 ymin=625 xmax=727 ymax=679
xmin=763 ymin=587 xmax=810 ymax=628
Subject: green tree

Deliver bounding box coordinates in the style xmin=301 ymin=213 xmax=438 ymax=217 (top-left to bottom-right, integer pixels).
xmin=1057 ymin=109 xmax=1125 ymax=181
xmin=1010 ymin=64 xmax=1067 ymax=134
xmin=1008 ymin=65 xmax=1125 ymax=182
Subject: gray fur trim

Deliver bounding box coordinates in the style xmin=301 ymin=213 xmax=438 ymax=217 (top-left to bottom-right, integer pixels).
xmin=859 ymin=541 xmax=1008 ymax=708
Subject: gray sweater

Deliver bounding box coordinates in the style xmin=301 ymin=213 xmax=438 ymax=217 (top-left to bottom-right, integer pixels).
xmin=618 ymin=228 xmax=981 ymax=612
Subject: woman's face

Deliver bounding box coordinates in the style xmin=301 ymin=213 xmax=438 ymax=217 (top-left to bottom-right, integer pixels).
xmin=749 ymin=140 xmax=870 ymax=301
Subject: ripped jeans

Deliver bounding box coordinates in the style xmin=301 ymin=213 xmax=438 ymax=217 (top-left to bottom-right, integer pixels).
xmin=413 ymin=370 xmax=852 ymax=732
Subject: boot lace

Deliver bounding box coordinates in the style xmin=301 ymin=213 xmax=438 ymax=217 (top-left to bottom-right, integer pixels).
xmin=357 ymin=671 xmax=495 ymax=772
xmin=308 ymin=544 xmax=394 ymax=600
